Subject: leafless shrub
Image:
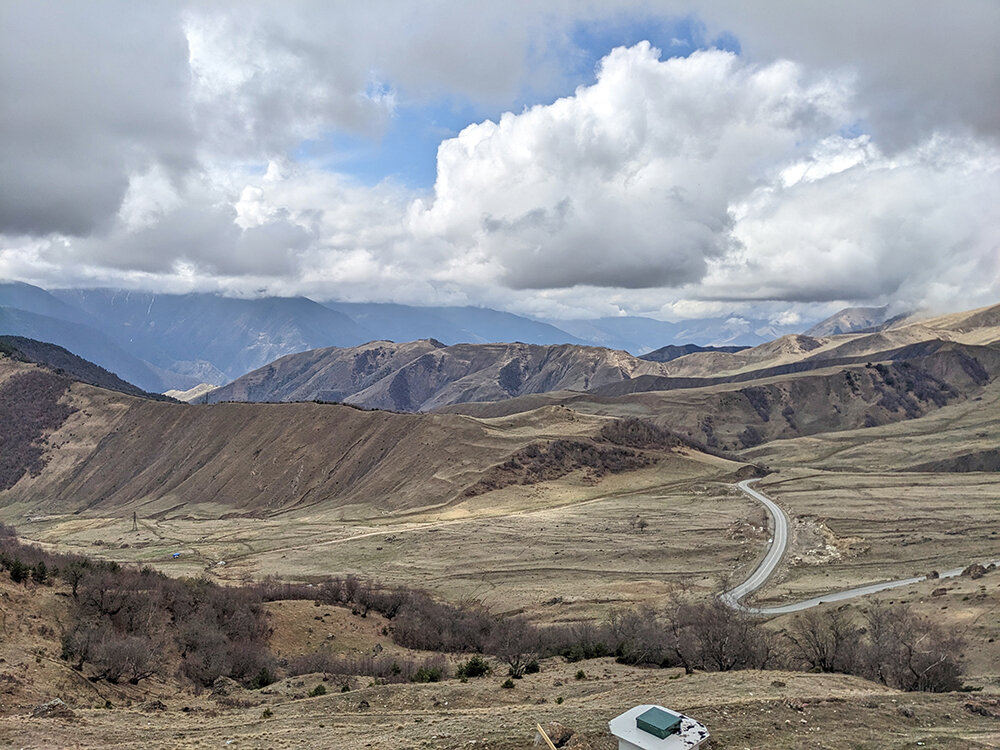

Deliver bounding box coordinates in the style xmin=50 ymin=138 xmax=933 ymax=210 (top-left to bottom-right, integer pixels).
xmin=92 ymin=633 xmax=163 ymax=684
xmin=786 ymin=608 xmax=861 ymax=674
xmin=488 ymin=617 xmax=539 ymax=678
xmin=464 ymin=439 xmax=654 ymax=496
xmin=681 ymin=600 xmax=781 ymax=671
xmin=598 ymin=418 xmax=685 ymax=449
xmin=860 ymin=602 xmax=964 ymax=692
xmin=287 ymin=650 xmax=339 ymax=676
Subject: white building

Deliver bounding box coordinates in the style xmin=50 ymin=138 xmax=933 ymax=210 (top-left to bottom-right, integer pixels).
xmin=608 ymin=705 xmax=709 ymax=750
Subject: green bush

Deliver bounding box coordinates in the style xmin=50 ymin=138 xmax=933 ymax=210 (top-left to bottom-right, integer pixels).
xmin=248 ymin=667 xmax=276 ymax=690
xmin=8 ymin=559 xmax=30 ymax=584
xmin=457 ymin=654 xmax=491 ymax=678
xmin=308 ymin=684 xmax=327 ymax=697
xmin=501 ymin=678 xmax=515 ymax=689
xmin=32 ymin=560 xmax=48 ymax=584
xmin=412 ymin=666 xmax=444 ymax=683
xmin=561 ymin=641 xmax=610 ymax=662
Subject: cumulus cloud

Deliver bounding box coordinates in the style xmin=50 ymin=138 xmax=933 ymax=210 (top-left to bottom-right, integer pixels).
xmin=1 ymin=2 xmax=998 ymax=321
xmin=708 ymin=134 xmax=1000 ymax=305
xmin=693 ymin=0 xmax=1000 ymax=145
xmin=410 ymin=44 xmax=852 ymax=290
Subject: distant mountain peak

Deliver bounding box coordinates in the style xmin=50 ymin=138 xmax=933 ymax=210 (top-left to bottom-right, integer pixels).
xmin=805 ymin=306 xmax=892 ymax=337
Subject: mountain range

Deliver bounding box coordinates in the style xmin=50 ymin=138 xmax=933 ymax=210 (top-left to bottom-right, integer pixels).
xmin=1 ymin=282 xmax=821 ymax=392
xmin=199 ymin=305 xmax=1000 ymax=447
xmin=1 ymin=301 xmax=996 ymax=521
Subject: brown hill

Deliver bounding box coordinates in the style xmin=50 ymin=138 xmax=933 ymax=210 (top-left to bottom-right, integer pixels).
xmin=638 ymin=343 xmax=747 ymax=362
xmin=0 ymin=335 xmax=170 ymax=401
xmin=202 ymin=340 xmax=664 ymax=411
xmin=883 ymin=301 xmax=1000 ymax=344
xmin=0 ymin=357 xmax=711 ymax=522
xmin=445 ymin=341 xmax=1000 ymax=450
xmin=197 ymin=302 xmax=1000 ymax=416
xmin=200 ymin=339 xmax=445 ymax=405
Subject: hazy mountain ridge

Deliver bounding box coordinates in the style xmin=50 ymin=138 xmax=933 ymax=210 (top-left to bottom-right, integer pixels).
xmin=547 ymin=313 xmax=806 ymax=352
xmin=0 ymin=304 xmax=187 ymax=393
xmin=199 ymin=304 xmax=1000 ymax=417
xmin=325 ymin=302 xmax=586 ymax=347
xmin=805 ymin=305 xmax=892 ymax=336
xmin=639 ymin=343 xmax=748 ymax=362
xmin=52 ymin=288 xmax=374 ymax=381
xmin=3 ymin=282 xmax=995 ymax=400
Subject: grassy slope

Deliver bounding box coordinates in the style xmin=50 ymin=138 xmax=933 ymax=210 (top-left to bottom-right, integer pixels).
xmin=1 ymin=356 xmax=652 ymax=521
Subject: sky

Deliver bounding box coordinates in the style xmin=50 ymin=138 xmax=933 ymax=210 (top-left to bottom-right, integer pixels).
xmin=1 ymin=0 xmax=998 ymax=324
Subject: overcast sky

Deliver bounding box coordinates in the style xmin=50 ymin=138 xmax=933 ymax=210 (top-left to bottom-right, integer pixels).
xmin=1 ymin=0 xmax=998 ymax=322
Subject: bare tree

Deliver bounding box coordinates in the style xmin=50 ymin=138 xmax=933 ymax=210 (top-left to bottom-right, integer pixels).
xmin=786 ymin=607 xmax=860 ymax=673
xmin=660 ymin=591 xmax=698 ymax=674
xmin=60 ymin=561 xmax=88 ymax=599
xmin=93 ymin=633 xmax=162 ymax=684
xmin=488 ymin=617 xmax=538 ymax=678
xmin=861 ymin=602 xmax=964 ymax=692
xmin=691 ymin=601 xmax=780 ymax=671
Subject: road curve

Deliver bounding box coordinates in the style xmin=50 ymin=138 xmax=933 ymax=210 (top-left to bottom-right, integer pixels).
xmin=718 ymin=479 xmax=789 ymax=611
xmin=720 ymin=478 xmax=999 ymax=616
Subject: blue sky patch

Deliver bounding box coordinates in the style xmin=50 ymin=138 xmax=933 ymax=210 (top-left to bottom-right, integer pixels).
xmin=301 ymin=13 xmax=743 ymax=190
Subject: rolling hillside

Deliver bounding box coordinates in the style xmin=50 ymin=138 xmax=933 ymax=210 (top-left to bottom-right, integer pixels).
xmin=0 ymin=353 xmax=720 ymax=521
xmin=2 ymin=302 xmax=996 ymax=522
xmin=0 ymin=335 xmax=172 ymax=400
xmin=440 ymin=305 xmax=1000 ymax=450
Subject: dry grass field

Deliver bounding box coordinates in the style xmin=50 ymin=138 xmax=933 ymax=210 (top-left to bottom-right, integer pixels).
xmin=5 ymin=659 xmax=1000 ymax=749
xmin=736 ymin=380 xmax=999 ymax=604
xmin=13 ymin=453 xmax=764 ymax=618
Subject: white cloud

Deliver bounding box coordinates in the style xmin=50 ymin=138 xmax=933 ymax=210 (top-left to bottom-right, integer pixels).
xmin=118 ymin=165 xmax=183 ymax=231
xmin=2 ymin=3 xmax=998 ymax=322
xmin=410 ymin=45 xmax=852 ymax=290
xmin=709 ymin=134 xmax=1000 ymax=306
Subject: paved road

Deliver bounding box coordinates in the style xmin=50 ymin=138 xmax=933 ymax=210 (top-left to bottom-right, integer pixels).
xmin=719 ymin=479 xmax=788 ymax=611
xmin=721 ymin=478 xmax=999 ymax=616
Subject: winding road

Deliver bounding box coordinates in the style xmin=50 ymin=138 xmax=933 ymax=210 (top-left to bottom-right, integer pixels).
xmin=721 ymin=478 xmax=999 ymax=616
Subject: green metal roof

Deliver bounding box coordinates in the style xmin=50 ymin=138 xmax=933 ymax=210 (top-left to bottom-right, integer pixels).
xmin=636 ymin=706 xmax=682 ymax=739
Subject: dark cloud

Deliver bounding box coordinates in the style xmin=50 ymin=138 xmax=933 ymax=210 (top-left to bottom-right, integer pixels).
xmin=696 ymin=0 xmax=1000 ymax=145
xmin=0 ymin=1 xmax=195 ymax=236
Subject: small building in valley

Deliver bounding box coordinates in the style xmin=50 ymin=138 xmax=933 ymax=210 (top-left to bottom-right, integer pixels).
xmin=608 ymin=705 xmax=709 ymax=750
